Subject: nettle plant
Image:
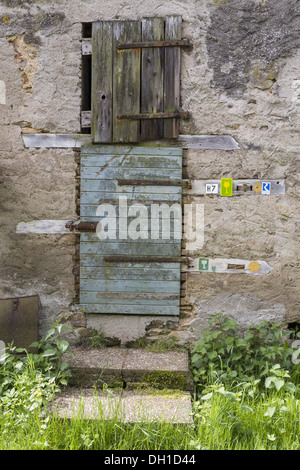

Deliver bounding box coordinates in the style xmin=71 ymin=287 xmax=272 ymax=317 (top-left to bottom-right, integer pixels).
xmin=191 ymin=314 xmax=300 ymax=394
xmin=0 ymin=324 xmax=72 ymax=417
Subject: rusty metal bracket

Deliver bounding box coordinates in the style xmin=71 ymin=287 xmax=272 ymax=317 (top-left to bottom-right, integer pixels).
xmin=65 ymin=221 xmax=98 ymax=232
xmin=227 ymin=264 xmax=245 ymax=270
xmin=117 ymin=179 xmax=191 ymax=188
xmin=117 ymin=111 xmax=189 ymax=120
xmin=117 ymin=39 xmax=191 ymax=50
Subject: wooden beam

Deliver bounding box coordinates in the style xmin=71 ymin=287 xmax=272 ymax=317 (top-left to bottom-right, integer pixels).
xmin=141 ymin=17 xmax=165 ymax=140
xmin=112 ymin=21 xmax=141 ymax=143
xmin=117 ymin=39 xmax=190 ymax=49
xmin=117 ymin=112 xmax=188 ymax=120
xmin=91 ymin=21 xmax=113 ymax=143
xmin=164 ymin=16 xmax=181 ymax=138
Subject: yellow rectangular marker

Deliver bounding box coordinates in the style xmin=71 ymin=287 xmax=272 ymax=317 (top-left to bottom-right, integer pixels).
xmin=221 ymin=178 xmax=233 ymax=196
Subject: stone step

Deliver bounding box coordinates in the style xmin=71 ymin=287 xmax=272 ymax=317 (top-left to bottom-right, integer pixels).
xmin=64 ymin=346 xmax=193 ymax=392
xmin=50 ymin=387 xmax=193 ymax=424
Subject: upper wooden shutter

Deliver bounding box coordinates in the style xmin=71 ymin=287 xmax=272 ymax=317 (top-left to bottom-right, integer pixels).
xmin=90 ymin=16 xmax=186 ymax=143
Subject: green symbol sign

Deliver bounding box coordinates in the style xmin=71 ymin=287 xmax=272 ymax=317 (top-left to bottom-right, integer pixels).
xmin=198 ymin=258 xmax=209 ymax=271
xmin=221 ymin=178 xmax=233 ymax=197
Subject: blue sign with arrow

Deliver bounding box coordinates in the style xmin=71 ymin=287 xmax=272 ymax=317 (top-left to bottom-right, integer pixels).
xmin=262 ymin=182 xmax=271 ymax=194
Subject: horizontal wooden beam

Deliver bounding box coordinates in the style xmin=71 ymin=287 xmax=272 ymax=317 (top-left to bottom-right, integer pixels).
xmin=104 ymin=256 xmax=187 ymax=263
xmin=117 ymin=179 xmax=191 ymax=187
xmin=117 ymin=39 xmax=191 ymax=49
xmin=22 ymin=133 xmax=240 ymax=150
xmin=117 ymin=111 xmax=189 ymax=120
xmin=82 ymin=110 xmax=189 ymax=127
xmin=81 ymin=38 xmax=191 ymax=55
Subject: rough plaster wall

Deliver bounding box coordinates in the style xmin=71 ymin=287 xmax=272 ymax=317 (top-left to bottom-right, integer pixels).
xmin=0 ymin=0 xmax=299 ymax=343
xmin=0 ymin=142 xmax=77 ymax=333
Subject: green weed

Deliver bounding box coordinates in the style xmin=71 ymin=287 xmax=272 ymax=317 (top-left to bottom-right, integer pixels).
xmin=0 ymin=316 xmax=299 ymax=450
xmin=191 ymin=314 xmax=300 ymax=394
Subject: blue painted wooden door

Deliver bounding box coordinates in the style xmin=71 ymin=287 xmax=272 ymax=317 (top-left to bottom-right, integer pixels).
xmin=80 ymin=144 xmax=182 ymax=316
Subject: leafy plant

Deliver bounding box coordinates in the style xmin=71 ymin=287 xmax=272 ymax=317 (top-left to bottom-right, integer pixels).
xmin=0 ymin=323 xmax=72 ymax=421
xmin=87 ymin=329 xmax=106 ymax=348
xmin=29 ymin=323 xmax=73 ymax=387
xmin=191 ymin=314 xmax=300 ymax=394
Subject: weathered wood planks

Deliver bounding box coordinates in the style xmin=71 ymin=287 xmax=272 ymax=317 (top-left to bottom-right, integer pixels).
xmin=141 ymin=17 xmax=165 ymax=140
xmin=91 ymin=21 xmax=113 ymax=143
xmin=80 ymin=144 xmax=183 ymax=316
xmin=112 ymin=21 xmax=141 ymax=143
xmin=164 ymin=16 xmax=181 ymax=139
xmin=90 ymin=17 xmax=183 ymax=143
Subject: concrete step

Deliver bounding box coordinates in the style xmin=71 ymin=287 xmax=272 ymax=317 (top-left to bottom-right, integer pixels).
xmin=55 ymin=346 xmax=194 ymax=424
xmin=50 ymin=387 xmax=193 ymax=424
xmin=64 ymin=346 xmax=193 ymax=392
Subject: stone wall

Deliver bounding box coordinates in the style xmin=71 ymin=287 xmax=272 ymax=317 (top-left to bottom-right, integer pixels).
xmin=0 ymin=0 xmax=299 ymax=345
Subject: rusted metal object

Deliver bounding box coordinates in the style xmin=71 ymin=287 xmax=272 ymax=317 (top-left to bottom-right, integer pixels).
xmin=117 ymin=39 xmax=191 ymax=49
xmin=227 ymin=264 xmax=245 ymax=270
xmin=117 ymin=111 xmax=189 ymax=120
xmin=0 ymin=296 xmax=39 ymax=349
xmin=65 ymin=221 xmax=98 ymax=232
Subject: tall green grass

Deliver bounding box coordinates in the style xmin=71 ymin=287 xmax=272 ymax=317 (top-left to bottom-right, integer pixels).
xmin=192 ymin=386 xmax=300 ymax=450
xmin=0 ymin=387 xmax=299 ymax=450
xmin=0 ymin=317 xmax=299 ymax=450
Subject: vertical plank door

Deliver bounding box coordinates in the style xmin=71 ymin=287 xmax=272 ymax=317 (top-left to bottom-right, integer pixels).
xmin=92 ymin=20 xmax=141 ymax=144
xmin=90 ymin=17 xmax=183 ymax=143
xmin=80 ymin=144 xmax=183 ymax=316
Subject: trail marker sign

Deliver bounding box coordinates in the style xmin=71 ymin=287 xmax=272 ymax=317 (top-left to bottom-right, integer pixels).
xmin=262 ymin=182 xmax=271 ymax=194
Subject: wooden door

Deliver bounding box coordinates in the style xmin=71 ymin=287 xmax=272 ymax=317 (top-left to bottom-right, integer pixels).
xmin=80 ymin=144 xmax=183 ymax=316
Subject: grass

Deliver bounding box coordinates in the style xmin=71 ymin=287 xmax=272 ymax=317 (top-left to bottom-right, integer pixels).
xmin=0 ymin=385 xmax=299 ymax=450
xmin=191 ymin=386 xmax=300 ymax=450
xmin=0 ymin=318 xmax=299 ymax=450
xmin=0 ymin=410 xmax=195 ymax=450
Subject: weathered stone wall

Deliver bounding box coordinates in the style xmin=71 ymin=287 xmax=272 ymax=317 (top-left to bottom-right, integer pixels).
xmin=0 ymin=0 xmax=299 ymax=345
